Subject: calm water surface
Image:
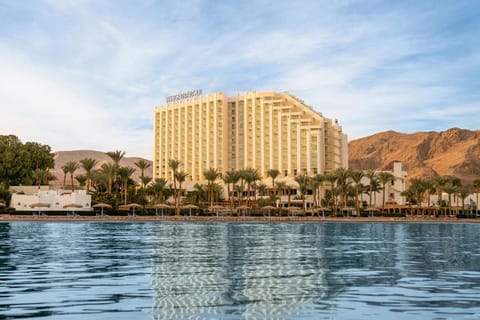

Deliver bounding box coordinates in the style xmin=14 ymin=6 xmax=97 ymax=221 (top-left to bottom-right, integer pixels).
xmin=1 ymin=222 xmax=480 ymax=319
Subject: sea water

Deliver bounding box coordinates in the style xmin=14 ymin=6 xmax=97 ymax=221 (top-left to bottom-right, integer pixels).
xmin=1 ymin=222 xmax=480 ymax=319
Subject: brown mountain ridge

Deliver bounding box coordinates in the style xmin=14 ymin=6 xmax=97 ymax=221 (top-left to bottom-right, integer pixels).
xmin=348 ymin=128 xmax=480 ymax=187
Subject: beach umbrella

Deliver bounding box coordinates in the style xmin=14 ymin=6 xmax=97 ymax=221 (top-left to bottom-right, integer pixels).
xmin=287 ymin=207 xmax=303 ymax=218
xmin=313 ymin=207 xmax=331 ymax=218
xmin=153 ymin=203 xmax=171 ymax=216
xmin=119 ymin=203 xmax=142 ymax=216
xmin=29 ymin=202 xmax=51 ymax=215
xmin=262 ymin=205 xmax=276 ymax=218
xmin=93 ymin=203 xmax=112 ymax=216
xmin=63 ymin=203 xmax=83 ymax=216
xmin=182 ymin=204 xmax=199 ymax=217
xmin=209 ymin=205 xmax=226 ymax=217
xmin=236 ymin=205 xmax=250 ymax=217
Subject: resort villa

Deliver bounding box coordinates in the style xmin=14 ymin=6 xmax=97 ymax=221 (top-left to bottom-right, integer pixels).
xmin=9 ymin=186 xmax=92 ymax=212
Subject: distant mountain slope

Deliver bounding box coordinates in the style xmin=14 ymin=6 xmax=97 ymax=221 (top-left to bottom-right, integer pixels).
xmin=51 ymin=150 xmax=152 ymax=186
xmin=348 ymin=128 xmax=480 ymax=187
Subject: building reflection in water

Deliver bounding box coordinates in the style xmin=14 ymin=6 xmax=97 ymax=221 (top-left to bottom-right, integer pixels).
xmin=150 ymin=223 xmax=332 ymax=319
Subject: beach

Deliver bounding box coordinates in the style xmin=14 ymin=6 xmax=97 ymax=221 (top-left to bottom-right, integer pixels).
xmin=1 ymin=214 xmax=478 ymax=224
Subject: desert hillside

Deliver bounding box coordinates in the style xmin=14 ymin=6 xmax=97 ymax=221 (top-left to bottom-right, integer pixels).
xmin=51 ymin=150 xmax=153 ymax=186
xmin=348 ymin=128 xmax=480 ymax=187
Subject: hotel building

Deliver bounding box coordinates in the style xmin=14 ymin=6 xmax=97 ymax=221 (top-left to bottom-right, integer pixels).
xmin=153 ymin=90 xmax=348 ymax=182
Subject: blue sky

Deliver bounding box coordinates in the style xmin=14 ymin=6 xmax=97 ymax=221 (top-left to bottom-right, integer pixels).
xmin=0 ymin=0 xmax=479 ymax=159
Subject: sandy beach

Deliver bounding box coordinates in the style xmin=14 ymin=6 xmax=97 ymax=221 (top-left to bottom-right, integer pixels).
xmin=1 ymin=214 xmax=478 ymax=224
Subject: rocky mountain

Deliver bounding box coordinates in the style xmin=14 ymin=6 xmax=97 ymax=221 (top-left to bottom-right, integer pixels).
xmin=348 ymin=128 xmax=480 ymax=187
xmin=51 ymin=150 xmax=153 ymax=186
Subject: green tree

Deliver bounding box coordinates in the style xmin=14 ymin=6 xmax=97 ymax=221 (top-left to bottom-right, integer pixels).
xmin=243 ymin=167 xmax=261 ymax=205
xmin=134 ymin=159 xmax=151 ymax=188
xmin=223 ymin=170 xmax=240 ymax=208
xmin=174 ymin=170 xmax=188 ymax=215
xmin=377 ymin=171 xmax=395 ymax=209
xmin=148 ymin=178 xmax=169 ymax=205
xmin=117 ymin=166 xmax=136 ymax=205
xmin=350 ymin=170 xmax=364 ymax=215
xmin=0 ymin=135 xmax=54 ymax=186
xmin=294 ymin=174 xmax=310 ymax=212
xmin=474 ymin=179 xmax=480 ymax=216
xmin=80 ymin=158 xmax=98 ymax=194
xmin=75 ymin=174 xmax=87 ymax=187
xmin=168 ymin=159 xmax=182 ymax=215
xmin=63 ymin=161 xmax=80 ymax=191
xmin=266 ymin=169 xmax=280 ymax=197
xmin=203 ymin=167 xmax=222 ymax=207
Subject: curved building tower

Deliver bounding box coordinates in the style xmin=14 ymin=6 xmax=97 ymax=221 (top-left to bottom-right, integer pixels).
xmin=154 ymin=91 xmax=348 ymax=182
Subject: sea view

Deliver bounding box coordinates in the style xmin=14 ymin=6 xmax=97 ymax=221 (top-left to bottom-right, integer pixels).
xmin=1 ymin=222 xmax=480 ymax=319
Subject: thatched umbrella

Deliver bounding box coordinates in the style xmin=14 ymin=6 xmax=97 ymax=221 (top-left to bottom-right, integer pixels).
xmin=63 ymin=203 xmax=83 ymax=216
xmin=119 ymin=203 xmax=142 ymax=216
xmin=365 ymin=207 xmax=379 ymax=217
xmin=236 ymin=205 xmax=251 ymax=217
xmin=287 ymin=207 xmax=303 ymax=218
xmin=262 ymin=205 xmax=276 ymax=218
xmin=313 ymin=207 xmax=331 ymax=218
xmin=153 ymin=203 xmax=171 ymax=216
xmin=93 ymin=203 xmax=112 ymax=216
xmin=30 ymin=203 xmax=51 ymax=215
xmin=182 ymin=204 xmax=199 ymax=217
xmin=209 ymin=205 xmax=226 ymax=217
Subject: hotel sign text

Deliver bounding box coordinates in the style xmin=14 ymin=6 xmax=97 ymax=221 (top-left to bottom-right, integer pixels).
xmin=166 ymin=89 xmax=202 ymax=104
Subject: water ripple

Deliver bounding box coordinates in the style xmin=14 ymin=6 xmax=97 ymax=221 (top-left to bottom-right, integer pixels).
xmin=1 ymin=222 xmax=480 ymax=319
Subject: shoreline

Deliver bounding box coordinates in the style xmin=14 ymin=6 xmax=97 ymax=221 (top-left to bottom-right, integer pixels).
xmin=1 ymin=214 xmax=479 ymax=224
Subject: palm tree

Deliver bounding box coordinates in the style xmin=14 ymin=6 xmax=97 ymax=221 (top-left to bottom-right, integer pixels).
xmin=100 ymin=163 xmax=115 ymax=194
xmin=365 ymin=169 xmax=377 ymax=208
xmin=223 ymin=170 xmax=239 ymax=208
xmin=458 ymin=187 xmax=470 ymax=214
xmin=276 ymin=181 xmax=286 ymax=207
xmin=168 ymin=159 xmax=182 ymax=214
xmin=149 ymin=178 xmax=168 ymax=205
xmin=61 ymin=164 xmax=69 ymax=187
xmin=75 ymin=174 xmax=87 ymax=187
xmin=377 ymin=171 xmax=395 ymax=210
xmin=174 ymin=170 xmax=188 ymax=215
xmin=33 ymin=168 xmax=47 ymax=188
xmin=141 ymin=176 xmax=152 ymax=188
xmin=325 ymin=172 xmax=337 ymax=209
xmin=134 ymin=159 xmax=151 ymax=188
xmin=256 ymin=182 xmax=268 ymax=198
xmin=474 ymin=178 xmax=480 ymax=216
xmin=106 ymin=150 xmax=125 ymax=194
xmin=243 ymin=167 xmax=261 ymax=206
xmin=80 ymin=158 xmax=98 ymax=194
xmin=350 ymin=170 xmax=364 ymax=215
xmin=266 ymin=169 xmax=280 ymax=197
xmin=106 ymin=150 xmax=126 ymax=166
xmin=433 ymin=175 xmax=449 ymax=206
xmin=311 ymin=174 xmax=325 ymax=208
xmin=117 ymin=166 xmax=136 ymax=205
xmin=294 ymin=174 xmax=310 ymax=212
xmin=64 ymin=161 xmax=80 ymax=191
xmin=335 ymin=168 xmax=350 ymax=208
xmin=424 ymin=178 xmax=436 ymax=208
xmin=204 ymin=167 xmax=221 ymax=207
xmin=408 ymin=178 xmax=427 ymax=209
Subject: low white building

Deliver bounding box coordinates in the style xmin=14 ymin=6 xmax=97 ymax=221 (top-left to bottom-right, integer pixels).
xmin=10 ymin=187 xmax=92 ymax=212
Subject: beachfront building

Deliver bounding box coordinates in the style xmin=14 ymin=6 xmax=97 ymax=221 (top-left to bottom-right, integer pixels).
xmin=9 ymin=186 xmax=92 ymax=212
xmin=154 ymin=90 xmax=348 ymax=183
